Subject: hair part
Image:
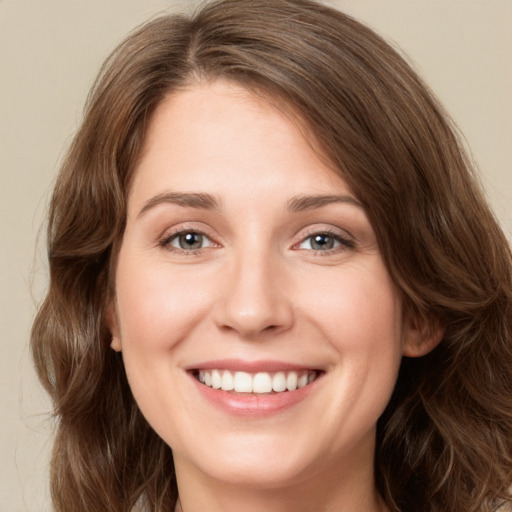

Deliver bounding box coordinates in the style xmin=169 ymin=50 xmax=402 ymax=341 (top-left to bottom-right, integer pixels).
xmin=31 ymin=1 xmax=512 ymax=510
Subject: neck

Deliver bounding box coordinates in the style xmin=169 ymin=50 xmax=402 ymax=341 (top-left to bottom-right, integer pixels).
xmin=175 ymin=492 xmax=388 ymax=512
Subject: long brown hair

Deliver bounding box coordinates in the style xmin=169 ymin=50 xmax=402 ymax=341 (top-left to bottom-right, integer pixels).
xmin=31 ymin=1 xmax=512 ymax=510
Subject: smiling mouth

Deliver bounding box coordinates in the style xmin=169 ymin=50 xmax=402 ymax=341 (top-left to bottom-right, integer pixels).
xmin=192 ymin=369 xmax=320 ymax=394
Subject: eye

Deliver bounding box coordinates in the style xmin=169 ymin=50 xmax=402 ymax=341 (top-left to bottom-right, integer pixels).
xmin=298 ymin=232 xmax=353 ymax=252
xmin=161 ymin=230 xmax=215 ymax=252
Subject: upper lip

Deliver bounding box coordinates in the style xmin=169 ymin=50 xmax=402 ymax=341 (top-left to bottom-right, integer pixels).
xmin=185 ymin=359 xmax=322 ymax=373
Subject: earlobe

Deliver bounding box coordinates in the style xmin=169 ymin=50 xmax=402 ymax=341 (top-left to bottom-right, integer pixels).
xmin=106 ymin=301 xmax=122 ymax=352
xmin=402 ymin=313 xmax=445 ymax=358
xmin=111 ymin=336 xmax=122 ymax=352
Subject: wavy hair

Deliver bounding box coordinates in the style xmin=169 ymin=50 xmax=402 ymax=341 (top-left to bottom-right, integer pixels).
xmin=31 ymin=0 xmax=512 ymax=510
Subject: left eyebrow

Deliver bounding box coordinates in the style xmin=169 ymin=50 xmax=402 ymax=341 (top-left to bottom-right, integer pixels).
xmin=287 ymin=194 xmax=362 ymax=212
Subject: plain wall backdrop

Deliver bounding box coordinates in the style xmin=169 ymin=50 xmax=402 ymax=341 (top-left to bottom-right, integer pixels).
xmin=1 ymin=1 xmax=511 ymax=510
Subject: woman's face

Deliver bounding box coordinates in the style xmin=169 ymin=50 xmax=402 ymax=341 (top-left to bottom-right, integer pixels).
xmin=111 ymin=80 xmax=416 ymax=491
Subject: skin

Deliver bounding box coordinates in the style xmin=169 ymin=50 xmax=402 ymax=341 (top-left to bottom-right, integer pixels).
xmin=110 ymin=80 xmax=439 ymax=512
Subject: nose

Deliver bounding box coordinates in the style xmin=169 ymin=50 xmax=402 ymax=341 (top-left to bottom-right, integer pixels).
xmin=213 ymin=249 xmax=294 ymax=339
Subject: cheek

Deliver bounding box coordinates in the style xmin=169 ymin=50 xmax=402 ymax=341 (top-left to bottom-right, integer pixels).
xmin=113 ymin=254 xmax=217 ymax=428
xmin=304 ymin=261 xmax=403 ymax=349
xmin=301 ymin=261 xmax=403 ymax=407
xmin=115 ymin=255 xmax=216 ymax=352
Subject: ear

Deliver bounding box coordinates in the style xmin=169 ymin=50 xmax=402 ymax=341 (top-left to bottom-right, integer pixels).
xmin=106 ymin=301 xmax=122 ymax=352
xmin=402 ymin=311 xmax=444 ymax=358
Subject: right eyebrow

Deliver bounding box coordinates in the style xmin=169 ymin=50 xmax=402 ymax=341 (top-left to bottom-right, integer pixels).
xmin=137 ymin=192 xmax=220 ymax=219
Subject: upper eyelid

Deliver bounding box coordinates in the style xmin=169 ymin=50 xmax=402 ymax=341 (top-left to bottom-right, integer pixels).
xmin=162 ymin=229 xmax=214 ymax=243
xmin=159 ymin=222 xmax=218 ymax=241
xmin=295 ymin=224 xmax=354 ymax=242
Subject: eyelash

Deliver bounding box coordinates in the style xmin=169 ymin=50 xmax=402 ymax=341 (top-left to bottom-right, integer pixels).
xmin=159 ymin=228 xmax=216 ymax=255
xmin=158 ymin=227 xmax=355 ymax=255
xmin=295 ymin=228 xmax=355 ymax=254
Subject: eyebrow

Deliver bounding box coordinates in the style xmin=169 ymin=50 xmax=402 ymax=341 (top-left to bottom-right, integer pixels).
xmin=137 ymin=191 xmax=362 ymax=218
xmin=287 ymin=194 xmax=362 ymax=212
xmin=137 ymin=192 xmax=220 ymax=218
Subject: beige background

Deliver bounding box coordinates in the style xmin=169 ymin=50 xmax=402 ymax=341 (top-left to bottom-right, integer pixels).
xmin=1 ymin=1 xmax=511 ymax=510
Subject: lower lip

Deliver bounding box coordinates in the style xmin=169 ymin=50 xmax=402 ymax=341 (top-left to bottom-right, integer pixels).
xmin=189 ymin=373 xmax=320 ymax=417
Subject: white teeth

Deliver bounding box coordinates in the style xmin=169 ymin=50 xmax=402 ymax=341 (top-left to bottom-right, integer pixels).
xmin=253 ymin=372 xmax=273 ymax=393
xmin=297 ymin=373 xmax=308 ymax=389
xmin=221 ymin=370 xmax=234 ymax=391
xmin=234 ymin=371 xmax=253 ymax=393
xmin=211 ymin=369 xmax=222 ymax=389
xmin=286 ymin=372 xmax=298 ymax=391
xmin=197 ymin=369 xmax=318 ymax=394
xmin=272 ymin=372 xmax=287 ymax=392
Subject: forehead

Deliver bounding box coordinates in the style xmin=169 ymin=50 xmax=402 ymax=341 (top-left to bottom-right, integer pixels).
xmin=130 ymin=80 xmax=351 ymax=206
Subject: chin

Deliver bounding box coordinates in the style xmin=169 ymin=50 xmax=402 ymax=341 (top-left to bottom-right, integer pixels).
xmin=173 ymin=429 xmax=343 ymax=492
xmin=198 ymin=457 xmax=312 ymax=490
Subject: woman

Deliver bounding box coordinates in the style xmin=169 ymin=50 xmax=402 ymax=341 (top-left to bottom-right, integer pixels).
xmin=31 ymin=0 xmax=512 ymax=511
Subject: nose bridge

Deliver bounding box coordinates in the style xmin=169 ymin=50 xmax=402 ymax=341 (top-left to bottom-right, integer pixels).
xmin=215 ymin=240 xmax=293 ymax=338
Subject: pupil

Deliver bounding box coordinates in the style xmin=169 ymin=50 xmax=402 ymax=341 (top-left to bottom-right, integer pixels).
xmin=312 ymin=234 xmax=333 ymax=250
xmin=179 ymin=232 xmax=202 ymax=249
